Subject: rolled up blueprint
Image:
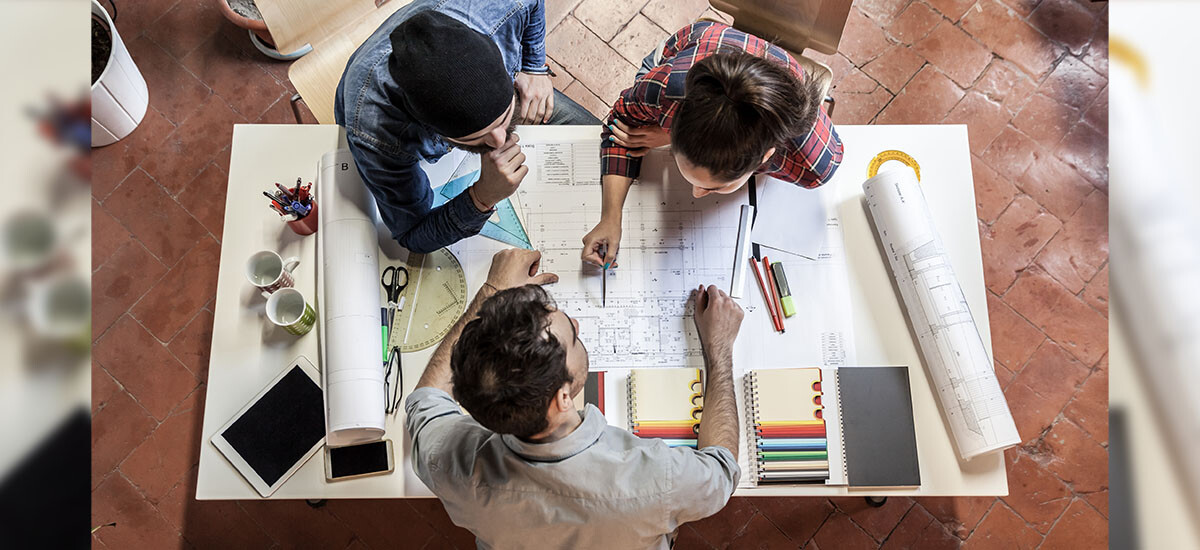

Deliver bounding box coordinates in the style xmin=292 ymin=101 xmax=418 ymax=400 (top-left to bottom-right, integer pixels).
xmin=317 ymin=150 xmax=385 ymax=447
xmin=863 ymin=168 xmax=1019 ymax=460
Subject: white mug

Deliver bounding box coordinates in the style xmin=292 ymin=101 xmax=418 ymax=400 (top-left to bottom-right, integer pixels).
xmin=245 ymin=250 xmax=299 ymax=298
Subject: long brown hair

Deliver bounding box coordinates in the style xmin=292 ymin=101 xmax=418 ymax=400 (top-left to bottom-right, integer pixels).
xmin=671 ymin=50 xmax=821 ymax=181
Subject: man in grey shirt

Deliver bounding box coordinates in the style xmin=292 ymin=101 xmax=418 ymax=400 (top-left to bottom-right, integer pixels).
xmin=405 ymin=248 xmax=744 ymax=549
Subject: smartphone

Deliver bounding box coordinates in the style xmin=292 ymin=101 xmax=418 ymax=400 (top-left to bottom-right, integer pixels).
xmin=324 ymin=439 xmax=394 ymax=481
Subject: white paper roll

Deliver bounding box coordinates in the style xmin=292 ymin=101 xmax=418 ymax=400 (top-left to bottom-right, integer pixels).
xmin=318 ymin=150 xmax=385 ymax=446
xmin=863 ymin=168 xmax=1019 ymax=460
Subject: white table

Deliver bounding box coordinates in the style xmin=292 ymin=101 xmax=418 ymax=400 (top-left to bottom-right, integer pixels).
xmin=197 ymin=124 xmax=1007 ymax=499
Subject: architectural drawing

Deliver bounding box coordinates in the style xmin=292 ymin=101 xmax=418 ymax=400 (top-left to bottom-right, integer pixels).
xmin=864 ymin=168 xmax=1019 ymax=460
xmin=517 ymin=141 xmax=745 ymax=369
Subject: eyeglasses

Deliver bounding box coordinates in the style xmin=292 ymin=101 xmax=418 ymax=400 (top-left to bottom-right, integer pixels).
xmin=383 ymin=345 xmax=403 ymax=415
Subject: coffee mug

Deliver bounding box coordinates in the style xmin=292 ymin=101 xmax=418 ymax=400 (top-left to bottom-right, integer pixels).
xmin=265 ymin=288 xmax=317 ymax=336
xmin=245 ymin=250 xmax=299 ymax=297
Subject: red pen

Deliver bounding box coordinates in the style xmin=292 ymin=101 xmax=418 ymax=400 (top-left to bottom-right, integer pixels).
xmin=750 ymin=258 xmax=783 ymax=332
xmin=763 ymin=256 xmax=786 ymax=332
xmin=275 ymin=182 xmax=296 ymax=200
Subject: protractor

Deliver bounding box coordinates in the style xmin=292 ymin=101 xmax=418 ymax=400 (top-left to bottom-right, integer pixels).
xmin=389 ymin=248 xmax=468 ymax=352
xmin=867 ymin=150 xmax=921 ymax=181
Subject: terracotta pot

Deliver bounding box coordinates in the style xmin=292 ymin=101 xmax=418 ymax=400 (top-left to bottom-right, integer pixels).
xmin=214 ymin=0 xmax=275 ymax=47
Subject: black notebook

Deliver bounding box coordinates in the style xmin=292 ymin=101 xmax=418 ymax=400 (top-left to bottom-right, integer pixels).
xmin=837 ymin=367 xmax=921 ymax=487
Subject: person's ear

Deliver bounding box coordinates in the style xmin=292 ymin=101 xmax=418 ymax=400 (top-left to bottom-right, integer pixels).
xmin=556 ymin=383 xmax=573 ymax=412
xmin=761 ymin=147 xmax=777 ymax=164
xmin=692 ymin=185 xmax=712 ymax=198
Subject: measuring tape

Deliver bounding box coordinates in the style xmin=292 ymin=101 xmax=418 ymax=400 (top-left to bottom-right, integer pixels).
xmin=867 ymin=150 xmax=921 ymax=181
xmin=389 ymin=248 xmax=468 ymax=352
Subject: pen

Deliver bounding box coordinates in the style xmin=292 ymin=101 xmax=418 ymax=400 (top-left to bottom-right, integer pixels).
xmin=599 ymin=244 xmax=610 ymax=308
xmin=602 ymin=263 xmax=608 ymax=308
xmin=750 ymin=257 xmax=783 ymax=332
xmin=770 ymin=261 xmax=795 ymax=318
xmin=762 ymin=256 xmax=786 ymax=331
xmin=381 ymin=307 xmax=390 ymax=362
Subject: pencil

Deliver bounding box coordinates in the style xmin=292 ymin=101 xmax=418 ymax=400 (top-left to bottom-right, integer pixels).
xmin=749 ymin=258 xmax=783 ymax=332
xmin=762 ymin=256 xmax=786 ymax=332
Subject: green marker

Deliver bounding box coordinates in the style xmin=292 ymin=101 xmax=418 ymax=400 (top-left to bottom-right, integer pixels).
xmin=381 ymin=308 xmax=390 ymax=362
xmin=770 ymin=262 xmax=795 ymax=318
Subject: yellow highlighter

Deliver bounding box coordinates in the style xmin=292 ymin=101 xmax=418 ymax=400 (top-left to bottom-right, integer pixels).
xmin=770 ymin=262 xmax=796 ymax=318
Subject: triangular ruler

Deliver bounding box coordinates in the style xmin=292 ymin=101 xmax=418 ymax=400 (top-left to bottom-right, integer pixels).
xmin=432 ymin=169 xmax=532 ymax=249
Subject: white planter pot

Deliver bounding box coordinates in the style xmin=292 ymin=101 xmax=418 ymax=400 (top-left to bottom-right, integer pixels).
xmin=90 ymin=0 xmax=148 ymax=147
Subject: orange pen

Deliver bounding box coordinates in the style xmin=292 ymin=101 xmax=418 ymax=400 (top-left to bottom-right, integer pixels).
xmin=762 ymin=256 xmax=786 ymax=331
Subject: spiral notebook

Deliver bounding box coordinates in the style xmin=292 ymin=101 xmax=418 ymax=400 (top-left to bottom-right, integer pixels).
xmin=745 ymin=367 xmax=920 ymax=488
xmin=627 ymin=368 xmax=703 ymax=448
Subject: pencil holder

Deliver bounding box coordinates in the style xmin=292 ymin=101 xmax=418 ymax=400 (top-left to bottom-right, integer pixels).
xmin=287 ymin=200 xmax=318 ymax=236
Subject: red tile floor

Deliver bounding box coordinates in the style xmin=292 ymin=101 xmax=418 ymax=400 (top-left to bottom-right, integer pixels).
xmin=92 ymin=0 xmax=1108 ymax=548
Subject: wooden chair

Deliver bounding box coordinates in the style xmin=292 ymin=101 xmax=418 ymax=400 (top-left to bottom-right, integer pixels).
xmin=708 ymin=0 xmax=854 ymax=116
xmin=255 ymin=0 xmax=413 ymax=124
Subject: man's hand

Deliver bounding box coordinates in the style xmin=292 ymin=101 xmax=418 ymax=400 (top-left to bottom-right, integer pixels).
xmin=472 ymin=133 xmax=527 ymax=211
xmin=485 ymin=248 xmax=559 ymax=291
xmin=581 ymin=217 xmax=621 ymax=268
xmin=515 ymin=72 xmax=555 ymax=124
xmin=608 ymin=119 xmax=671 ymax=157
xmin=692 ymin=285 xmax=744 ymax=360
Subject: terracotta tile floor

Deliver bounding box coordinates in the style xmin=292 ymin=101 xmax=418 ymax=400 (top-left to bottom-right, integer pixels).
xmin=92 ymin=0 xmax=1108 ymax=547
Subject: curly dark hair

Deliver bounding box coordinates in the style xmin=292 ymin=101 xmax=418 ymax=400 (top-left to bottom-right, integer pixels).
xmin=450 ymin=285 xmax=572 ymax=438
xmin=671 ymin=49 xmax=821 ymax=182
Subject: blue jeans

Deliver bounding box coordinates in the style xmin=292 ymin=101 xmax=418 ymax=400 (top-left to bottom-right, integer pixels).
xmin=636 ymin=40 xmax=669 ymax=79
xmin=545 ymin=88 xmax=601 ymax=125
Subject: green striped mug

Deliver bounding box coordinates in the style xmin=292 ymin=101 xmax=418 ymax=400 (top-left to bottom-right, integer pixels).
xmin=265 ymin=288 xmax=317 ymax=336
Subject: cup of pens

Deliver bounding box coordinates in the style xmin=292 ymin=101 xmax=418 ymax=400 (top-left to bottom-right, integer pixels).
xmin=265 ymin=178 xmax=317 ymax=236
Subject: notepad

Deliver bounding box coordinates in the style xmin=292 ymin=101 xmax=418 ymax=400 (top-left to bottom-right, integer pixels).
xmin=627 ymin=368 xmax=703 ymax=447
xmin=745 ymin=367 xmax=920 ymax=488
xmin=745 ymin=368 xmax=830 ymax=484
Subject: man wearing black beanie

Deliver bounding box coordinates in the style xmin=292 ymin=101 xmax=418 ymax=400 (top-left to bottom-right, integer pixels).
xmin=336 ymin=1 xmax=599 ymax=253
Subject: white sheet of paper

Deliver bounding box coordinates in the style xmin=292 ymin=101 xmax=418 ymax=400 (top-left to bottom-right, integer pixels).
xmin=751 ymin=177 xmax=829 ymax=260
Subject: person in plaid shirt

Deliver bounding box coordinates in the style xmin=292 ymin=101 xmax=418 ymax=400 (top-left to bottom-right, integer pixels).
xmin=581 ymin=21 xmax=843 ymax=267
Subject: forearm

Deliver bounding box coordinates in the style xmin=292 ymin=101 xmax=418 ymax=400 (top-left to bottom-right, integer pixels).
xmin=415 ymin=284 xmax=498 ymax=392
xmin=697 ymin=350 xmax=739 ymax=460
xmin=395 ymin=191 xmax=491 ymax=254
xmin=599 ymin=174 xmax=633 ymax=223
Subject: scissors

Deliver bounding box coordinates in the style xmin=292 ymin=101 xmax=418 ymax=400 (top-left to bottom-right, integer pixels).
xmin=381 ymin=265 xmax=409 ymax=309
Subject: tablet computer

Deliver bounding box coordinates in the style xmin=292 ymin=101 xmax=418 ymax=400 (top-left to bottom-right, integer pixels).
xmin=211 ymin=356 xmax=325 ymax=497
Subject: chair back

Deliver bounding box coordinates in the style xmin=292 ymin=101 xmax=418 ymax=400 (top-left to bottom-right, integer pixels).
xmin=708 ymin=0 xmax=853 ymax=55
xmin=255 ymin=0 xmax=412 ymax=123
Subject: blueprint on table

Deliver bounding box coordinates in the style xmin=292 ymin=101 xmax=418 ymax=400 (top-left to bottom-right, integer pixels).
xmin=513 ymin=138 xmax=855 ymax=372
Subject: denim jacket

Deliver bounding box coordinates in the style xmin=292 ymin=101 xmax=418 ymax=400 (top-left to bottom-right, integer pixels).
xmin=336 ymin=0 xmax=548 ymax=253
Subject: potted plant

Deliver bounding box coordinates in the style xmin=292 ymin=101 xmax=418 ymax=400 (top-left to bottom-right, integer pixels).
xmin=91 ymin=0 xmax=148 ymax=147
xmin=216 ymin=0 xmax=311 ymax=60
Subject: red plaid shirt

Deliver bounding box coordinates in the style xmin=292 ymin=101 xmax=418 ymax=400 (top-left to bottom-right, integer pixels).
xmin=601 ymin=22 xmax=843 ymax=188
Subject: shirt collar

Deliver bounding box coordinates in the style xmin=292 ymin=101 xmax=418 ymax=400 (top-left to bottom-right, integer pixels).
xmin=501 ymin=405 xmax=606 ymax=462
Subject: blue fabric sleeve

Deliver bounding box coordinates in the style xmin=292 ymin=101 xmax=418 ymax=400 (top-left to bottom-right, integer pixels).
xmin=346 ymin=133 xmax=492 ymax=253
xmin=520 ymin=0 xmax=547 ymax=73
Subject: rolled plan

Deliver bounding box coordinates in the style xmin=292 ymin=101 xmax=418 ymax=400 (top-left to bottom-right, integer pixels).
xmin=863 ymin=167 xmax=1019 ymax=460
xmin=317 ymin=150 xmax=385 ymax=447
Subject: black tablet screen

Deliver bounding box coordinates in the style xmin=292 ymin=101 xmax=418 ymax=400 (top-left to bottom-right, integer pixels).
xmin=221 ymin=366 xmax=325 ymax=487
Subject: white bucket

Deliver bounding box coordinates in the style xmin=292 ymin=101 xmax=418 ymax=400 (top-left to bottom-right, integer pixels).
xmin=90 ymin=0 xmax=148 ymax=147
